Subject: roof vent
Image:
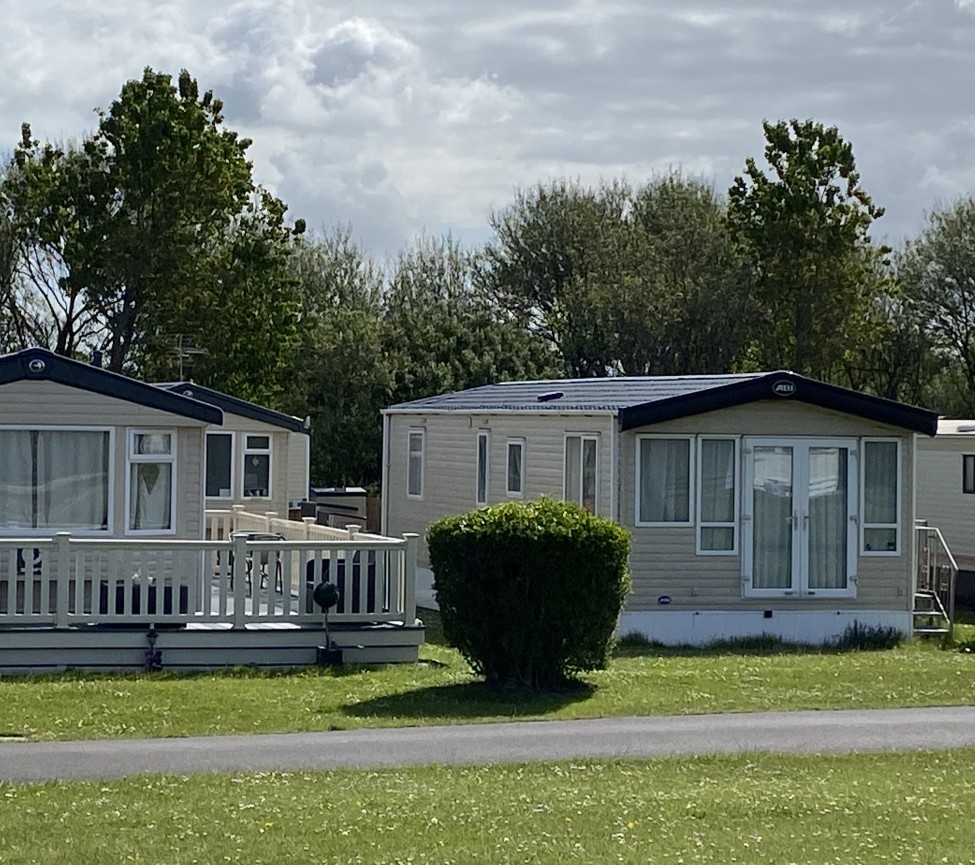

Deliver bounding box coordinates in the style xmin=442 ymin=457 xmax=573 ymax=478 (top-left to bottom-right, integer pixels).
xmin=537 ymin=391 xmax=564 ymax=403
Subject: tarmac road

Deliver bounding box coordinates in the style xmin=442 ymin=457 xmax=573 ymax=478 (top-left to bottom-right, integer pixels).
xmin=3 ymin=705 xmax=975 ymax=783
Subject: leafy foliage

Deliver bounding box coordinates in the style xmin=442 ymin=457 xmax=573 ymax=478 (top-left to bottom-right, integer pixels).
xmin=428 ymin=498 xmax=631 ymax=690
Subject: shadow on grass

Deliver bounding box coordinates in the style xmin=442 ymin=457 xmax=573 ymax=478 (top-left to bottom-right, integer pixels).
xmin=342 ymin=678 xmax=597 ymax=721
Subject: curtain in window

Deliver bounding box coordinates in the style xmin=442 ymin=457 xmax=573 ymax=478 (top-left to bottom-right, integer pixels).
xmin=752 ymin=447 xmax=793 ymax=589
xmin=808 ymin=447 xmax=847 ymax=589
xmin=0 ymin=431 xmax=33 ymax=528
xmin=130 ymin=463 xmax=173 ymax=530
xmin=582 ymin=438 xmax=597 ymax=513
xmin=700 ymin=440 xmax=734 ymax=522
xmin=36 ymin=431 xmax=108 ymax=529
xmin=507 ymin=444 xmax=523 ymax=493
xmin=864 ymin=441 xmax=897 ymax=551
xmin=565 ymin=437 xmax=581 ymax=502
xmin=639 ymin=439 xmax=689 ymax=522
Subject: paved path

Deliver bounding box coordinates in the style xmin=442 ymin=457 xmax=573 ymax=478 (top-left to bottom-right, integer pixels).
xmin=3 ymin=706 xmax=975 ymax=783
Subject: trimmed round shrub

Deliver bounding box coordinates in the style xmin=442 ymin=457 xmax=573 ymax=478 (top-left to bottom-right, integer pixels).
xmin=428 ymin=497 xmax=631 ymax=690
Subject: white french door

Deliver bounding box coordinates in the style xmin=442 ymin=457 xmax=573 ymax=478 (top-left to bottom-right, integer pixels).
xmin=742 ymin=438 xmax=858 ymax=598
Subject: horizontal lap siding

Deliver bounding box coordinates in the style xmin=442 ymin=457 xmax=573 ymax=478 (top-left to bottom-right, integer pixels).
xmin=386 ymin=412 xmax=614 ymax=566
xmin=1 ymin=380 xmax=207 ymax=539
xmin=622 ymin=401 xmax=915 ymax=613
xmin=916 ymin=438 xmax=974 ymax=563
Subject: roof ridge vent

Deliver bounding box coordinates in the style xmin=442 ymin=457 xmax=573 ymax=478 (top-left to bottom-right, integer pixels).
xmin=537 ymin=390 xmax=564 ymax=403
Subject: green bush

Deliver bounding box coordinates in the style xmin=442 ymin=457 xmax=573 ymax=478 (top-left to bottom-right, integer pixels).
xmin=427 ymin=498 xmax=631 ymax=690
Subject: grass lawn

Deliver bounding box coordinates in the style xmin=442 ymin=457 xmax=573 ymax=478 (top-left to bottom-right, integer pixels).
xmin=1 ymin=615 xmax=973 ymax=741
xmin=2 ymin=749 xmax=974 ymax=864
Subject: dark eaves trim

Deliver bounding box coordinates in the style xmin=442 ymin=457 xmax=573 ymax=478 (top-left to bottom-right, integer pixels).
xmin=162 ymin=382 xmax=306 ymax=432
xmin=618 ymin=371 xmax=940 ymax=436
xmin=0 ymin=348 xmax=223 ymax=425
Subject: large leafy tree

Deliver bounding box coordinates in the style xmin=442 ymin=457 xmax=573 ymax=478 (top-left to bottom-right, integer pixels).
xmin=898 ymin=195 xmax=975 ymax=414
xmin=727 ymin=119 xmax=886 ymax=378
xmin=3 ymin=68 xmax=301 ymax=397
xmin=384 ymin=235 xmax=556 ymax=405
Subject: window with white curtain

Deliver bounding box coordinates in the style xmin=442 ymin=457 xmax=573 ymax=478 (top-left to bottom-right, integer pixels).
xmin=0 ymin=428 xmax=110 ymax=531
xmin=698 ymin=438 xmax=737 ymax=553
xmin=564 ymin=435 xmax=598 ymax=513
xmin=476 ymin=431 xmax=489 ymax=504
xmin=862 ymin=439 xmax=899 ymax=554
xmin=637 ymin=436 xmax=692 ymax=525
xmin=127 ymin=430 xmax=176 ymax=533
xmin=407 ymin=430 xmax=425 ymax=498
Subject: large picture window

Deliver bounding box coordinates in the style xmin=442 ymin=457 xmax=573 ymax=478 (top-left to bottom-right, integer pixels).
xmin=862 ymin=439 xmax=900 ymax=554
xmin=127 ymin=430 xmax=175 ymax=533
xmin=0 ymin=428 xmax=110 ymax=531
xmin=637 ymin=436 xmax=692 ymax=525
xmin=564 ymin=435 xmax=598 ymax=513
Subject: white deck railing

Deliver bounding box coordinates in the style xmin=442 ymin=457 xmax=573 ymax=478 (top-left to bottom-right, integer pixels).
xmin=0 ymin=512 xmax=418 ymax=629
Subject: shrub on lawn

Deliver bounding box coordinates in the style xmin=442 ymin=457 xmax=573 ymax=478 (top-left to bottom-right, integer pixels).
xmin=428 ymin=498 xmax=631 ymax=690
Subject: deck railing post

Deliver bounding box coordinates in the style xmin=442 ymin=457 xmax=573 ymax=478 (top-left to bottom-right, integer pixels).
xmin=264 ymin=511 xmax=277 ymax=533
xmin=55 ymin=532 xmax=71 ymax=628
xmin=232 ymin=504 xmax=244 ymax=533
xmin=232 ymin=532 xmax=247 ymax=628
xmin=302 ymin=517 xmax=316 ymax=540
xmin=347 ymin=524 xmax=361 ymax=540
xmin=403 ymin=533 xmax=418 ymax=623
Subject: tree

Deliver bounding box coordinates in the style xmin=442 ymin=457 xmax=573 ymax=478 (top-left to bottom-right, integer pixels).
xmin=727 ymin=119 xmax=886 ymax=378
xmin=898 ymin=195 xmax=975 ymax=414
xmin=483 ymin=175 xmax=754 ymax=377
xmin=3 ymin=68 xmax=302 ymax=394
xmin=383 ymin=235 xmax=556 ymax=406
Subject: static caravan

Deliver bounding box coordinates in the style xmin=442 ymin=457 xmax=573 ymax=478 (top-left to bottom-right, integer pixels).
xmin=382 ymin=372 xmax=939 ymax=645
xmin=161 ymin=382 xmax=310 ymax=519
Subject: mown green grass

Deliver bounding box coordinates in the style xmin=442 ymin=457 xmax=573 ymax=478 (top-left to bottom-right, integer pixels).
xmin=2 ymin=624 xmax=974 ymax=741
xmin=2 ymin=749 xmax=975 ymax=864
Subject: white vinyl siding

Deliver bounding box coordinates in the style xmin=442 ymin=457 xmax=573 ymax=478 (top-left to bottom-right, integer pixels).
xmin=862 ymin=439 xmax=900 ymax=555
xmin=407 ymin=430 xmax=425 ymax=499
xmin=126 ymin=430 xmax=176 ymax=534
xmin=636 ymin=436 xmax=693 ymax=526
xmin=698 ymin=437 xmax=737 ymax=554
xmin=476 ymin=431 xmax=489 ymax=505
xmin=506 ymin=439 xmax=525 ymax=497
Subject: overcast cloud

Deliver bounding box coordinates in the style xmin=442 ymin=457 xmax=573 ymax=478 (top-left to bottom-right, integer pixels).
xmin=2 ymin=0 xmax=974 ymax=255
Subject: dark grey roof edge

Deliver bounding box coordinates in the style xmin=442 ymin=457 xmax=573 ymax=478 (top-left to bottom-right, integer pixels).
xmin=0 ymin=348 xmax=223 ymax=425
xmin=162 ymin=382 xmax=307 ymax=433
xmin=619 ymin=372 xmax=940 ymax=436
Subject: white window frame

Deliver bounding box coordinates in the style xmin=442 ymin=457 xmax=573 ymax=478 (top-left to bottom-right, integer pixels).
xmin=407 ymin=429 xmax=425 ymax=500
xmin=741 ymin=437 xmax=858 ymax=600
xmin=563 ymin=433 xmax=599 ymax=513
xmin=242 ymin=434 xmax=273 ymax=500
xmin=205 ymin=431 xmax=235 ymax=500
xmin=125 ymin=428 xmax=177 ymax=536
xmin=860 ymin=437 xmax=901 ymax=557
xmin=506 ymin=438 xmax=526 ymax=498
xmin=635 ymin=434 xmax=695 ymax=527
xmin=0 ymin=424 xmax=114 ymax=536
xmin=475 ymin=430 xmax=490 ymax=505
xmin=696 ymin=436 xmax=739 ymax=555
xmin=963 ymin=454 xmax=975 ymax=495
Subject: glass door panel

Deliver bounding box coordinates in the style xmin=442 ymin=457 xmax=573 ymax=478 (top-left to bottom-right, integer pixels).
xmin=807 ymin=447 xmax=848 ymax=590
xmin=751 ymin=446 xmax=794 ymax=589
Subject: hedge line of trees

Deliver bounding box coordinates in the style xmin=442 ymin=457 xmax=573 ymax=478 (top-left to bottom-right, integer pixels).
xmin=3 ymin=69 xmax=975 ymax=487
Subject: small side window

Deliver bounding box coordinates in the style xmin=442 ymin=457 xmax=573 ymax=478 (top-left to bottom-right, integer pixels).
xmin=964 ymin=455 xmax=975 ymax=495
xmin=476 ymin=431 xmax=490 ymax=505
xmin=408 ymin=430 xmax=425 ymax=499
xmin=506 ymin=439 xmax=525 ymax=497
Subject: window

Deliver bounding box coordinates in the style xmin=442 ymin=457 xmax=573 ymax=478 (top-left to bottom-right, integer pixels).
xmin=407 ymin=430 xmax=425 ymax=498
xmin=243 ymin=435 xmax=271 ymax=499
xmin=127 ymin=430 xmax=175 ymax=533
xmin=964 ymin=455 xmax=975 ymax=495
xmin=564 ymin=435 xmax=598 ymax=513
xmin=862 ymin=439 xmax=900 ymax=554
xmin=636 ymin=437 xmax=692 ymax=525
xmin=506 ymin=439 xmax=525 ymax=497
xmin=0 ymin=428 xmax=110 ymax=531
xmin=205 ymin=433 xmax=234 ymax=499
xmin=698 ymin=438 xmax=737 ymax=553
xmin=476 ymin=431 xmax=489 ymax=505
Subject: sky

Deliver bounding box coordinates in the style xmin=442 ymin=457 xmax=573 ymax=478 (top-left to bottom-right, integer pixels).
xmin=2 ymin=0 xmax=974 ymax=258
